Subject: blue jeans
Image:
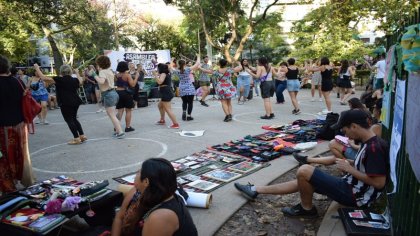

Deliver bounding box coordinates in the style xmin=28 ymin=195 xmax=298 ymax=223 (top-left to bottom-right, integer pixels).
xmin=254 ymin=79 xmax=261 ymax=96
xmin=275 ymin=80 xmax=287 ymax=103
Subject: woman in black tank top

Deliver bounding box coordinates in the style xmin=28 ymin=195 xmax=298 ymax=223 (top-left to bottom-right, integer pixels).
xmin=111 ymin=158 xmax=198 ymax=236
xmin=308 ymin=57 xmax=336 ymax=114
xmin=154 ymin=63 xmax=179 ymax=128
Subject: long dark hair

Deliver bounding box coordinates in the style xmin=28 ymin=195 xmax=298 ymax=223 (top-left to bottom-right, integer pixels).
xmin=138 ymin=158 xmax=177 ymax=220
xmin=341 ymin=60 xmax=349 ymax=74
xmin=240 ymin=59 xmax=249 ymax=71
xmin=258 ymin=57 xmax=269 ymax=72
xmin=219 ymin=59 xmax=228 ymax=68
xmin=320 ymin=57 xmax=329 ymax=66
xmin=178 ymin=59 xmax=186 ymax=74
xmin=348 ymin=97 xmax=365 ymax=110
xmin=157 ymin=63 xmax=169 ymax=74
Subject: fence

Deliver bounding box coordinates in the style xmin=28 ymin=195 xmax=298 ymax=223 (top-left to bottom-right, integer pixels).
xmin=385 ymin=7 xmax=420 ymax=236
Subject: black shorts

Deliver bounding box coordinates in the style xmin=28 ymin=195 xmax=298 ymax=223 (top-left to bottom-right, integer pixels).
xmin=321 ymin=79 xmax=333 ymax=92
xmin=116 ymin=90 xmax=134 ymax=109
xmin=338 ymin=78 xmax=352 ymax=88
xmin=260 ymin=80 xmax=275 ymax=99
xmin=159 ymin=86 xmax=174 ymax=102
xmin=309 ymin=168 xmax=356 ymax=207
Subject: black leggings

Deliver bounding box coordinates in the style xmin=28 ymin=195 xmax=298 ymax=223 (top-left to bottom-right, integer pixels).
xmin=181 ymin=95 xmax=194 ymax=115
xmin=60 ymin=105 xmax=84 ymax=138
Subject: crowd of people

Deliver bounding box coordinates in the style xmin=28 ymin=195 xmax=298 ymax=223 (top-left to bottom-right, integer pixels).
xmin=0 ymin=51 xmax=388 ymax=235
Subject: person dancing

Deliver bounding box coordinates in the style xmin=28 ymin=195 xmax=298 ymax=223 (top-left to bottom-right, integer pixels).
xmin=0 ymin=55 xmax=35 ymax=193
xmin=29 ymin=66 xmax=51 ymax=124
xmin=115 ymin=61 xmax=138 ymax=132
xmin=338 ymin=59 xmax=355 ymax=105
xmin=91 ymin=56 xmax=124 ymax=138
xmin=200 ymin=59 xmax=241 ymax=122
xmin=171 ymin=56 xmax=201 ymax=121
xmin=275 ymin=62 xmax=288 ymax=104
xmin=246 ymin=57 xmax=277 ymax=119
xmin=309 ymin=57 xmax=335 ymax=114
xmin=154 ymin=63 xmax=179 ymax=129
xmin=198 ymin=56 xmax=211 ymax=107
xmin=236 ymin=59 xmax=254 ymax=104
xmin=35 ymin=64 xmax=87 ymax=144
xmin=280 ymin=58 xmax=301 ymax=115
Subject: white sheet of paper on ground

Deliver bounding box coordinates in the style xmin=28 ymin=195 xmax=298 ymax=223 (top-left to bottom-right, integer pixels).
xmin=176 ymin=130 xmax=205 ymax=137
xmin=294 ymin=142 xmax=317 ymax=151
xmin=121 ymin=174 xmax=136 ymax=184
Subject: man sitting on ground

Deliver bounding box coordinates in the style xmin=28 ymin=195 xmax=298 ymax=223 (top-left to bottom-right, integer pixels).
xmin=234 ymin=109 xmax=389 ymax=217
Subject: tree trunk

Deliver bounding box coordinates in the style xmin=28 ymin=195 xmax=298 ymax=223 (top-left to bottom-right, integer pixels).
xmin=42 ymin=26 xmax=63 ymax=74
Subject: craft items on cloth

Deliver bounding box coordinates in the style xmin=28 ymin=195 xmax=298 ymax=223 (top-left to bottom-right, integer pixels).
xmin=61 ymin=196 xmax=82 ymax=212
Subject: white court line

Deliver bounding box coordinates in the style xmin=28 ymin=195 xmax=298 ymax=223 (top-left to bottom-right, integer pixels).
xmin=31 ymin=137 xmax=168 ymax=174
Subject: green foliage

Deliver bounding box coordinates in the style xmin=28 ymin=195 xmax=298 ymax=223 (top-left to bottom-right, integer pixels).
xmin=290 ymin=0 xmax=419 ymax=62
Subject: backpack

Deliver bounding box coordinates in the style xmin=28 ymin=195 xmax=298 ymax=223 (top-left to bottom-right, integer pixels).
xmin=17 ymin=79 xmax=42 ymax=134
xmin=316 ymin=112 xmax=340 ymax=140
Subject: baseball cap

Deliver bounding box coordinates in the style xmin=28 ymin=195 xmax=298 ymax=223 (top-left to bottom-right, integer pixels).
xmin=331 ymin=109 xmax=369 ymax=130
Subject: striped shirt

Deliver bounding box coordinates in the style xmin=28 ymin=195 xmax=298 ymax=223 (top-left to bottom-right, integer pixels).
xmin=343 ymin=136 xmax=388 ymax=207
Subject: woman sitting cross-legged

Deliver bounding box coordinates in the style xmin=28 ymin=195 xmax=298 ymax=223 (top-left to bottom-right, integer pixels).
xmin=111 ymin=158 xmax=198 ymax=236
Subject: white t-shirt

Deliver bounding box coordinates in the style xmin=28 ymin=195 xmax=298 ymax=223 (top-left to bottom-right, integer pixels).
xmin=375 ymin=60 xmax=386 ymax=79
xmin=98 ymin=69 xmax=115 ymax=91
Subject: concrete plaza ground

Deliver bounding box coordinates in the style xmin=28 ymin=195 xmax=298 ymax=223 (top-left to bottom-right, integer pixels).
xmin=29 ymin=88 xmax=354 ymax=235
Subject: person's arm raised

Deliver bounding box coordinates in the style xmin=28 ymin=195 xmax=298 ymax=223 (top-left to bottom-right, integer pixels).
xmin=190 ymin=55 xmax=201 ymax=71
xmin=127 ymin=73 xmax=138 ymax=87
xmin=34 ymin=64 xmax=54 ymax=82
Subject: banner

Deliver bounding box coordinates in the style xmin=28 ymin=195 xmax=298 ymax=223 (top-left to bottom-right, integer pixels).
xmin=381 ymin=89 xmax=391 ymax=128
xmin=104 ymin=50 xmax=171 ymax=78
xmin=406 ymin=73 xmax=420 ymax=182
xmin=389 ymin=79 xmax=406 ymax=192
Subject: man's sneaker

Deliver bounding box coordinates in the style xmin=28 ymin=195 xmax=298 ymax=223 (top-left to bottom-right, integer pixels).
xmin=156 ymin=120 xmax=165 ymax=125
xmin=115 ymin=133 xmax=125 ymax=139
xmin=292 ymin=152 xmax=308 ymax=165
xmin=234 ymin=182 xmax=258 ymax=200
xmin=200 ymin=100 xmax=209 ymax=107
xmin=281 ymin=203 xmax=318 ymax=218
xmin=169 ymin=124 xmax=180 ymax=129
xmin=125 ymin=127 xmax=135 ymax=132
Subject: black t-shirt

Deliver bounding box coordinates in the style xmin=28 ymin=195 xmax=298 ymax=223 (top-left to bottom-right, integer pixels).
xmin=0 ymin=76 xmax=24 ymax=126
xmin=321 ymin=69 xmax=333 ymax=81
xmin=139 ymin=71 xmax=145 ymax=82
xmin=53 ymin=75 xmax=82 ymax=106
xmin=151 ymin=195 xmax=198 ymax=236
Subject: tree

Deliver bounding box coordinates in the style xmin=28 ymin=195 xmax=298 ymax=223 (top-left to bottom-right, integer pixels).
xmin=4 ymin=0 xmax=113 ymax=72
xmin=168 ymin=0 xmax=285 ymax=63
xmin=289 ymin=0 xmax=419 ymax=61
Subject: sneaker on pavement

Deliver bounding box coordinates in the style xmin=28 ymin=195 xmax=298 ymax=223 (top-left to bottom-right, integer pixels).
xmin=186 ymin=116 xmax=194 ymax=121
xmin=311 ymin=98 xmax=315 ymax=102
xmin=96 ymin=109 xmax=103 ymax=113
xmin=43 ymin=120 xmax=49 ymax=125
xmin=281 ymin=203 xmax=318 ymax=218
xmin=115 ymin=133 xmax=125 ymax=139
xmin=200 ymin=100 xmax=209 ymax=107
xmin=125 ymin=127 xmax=135 ymax=132
xmin=234 ymin=182 xmax=258 ymax=200
xmin=169 ymin=124 xmax=180 ymax=129
xmin=319 ymin=98 xmax=323 ymax=102
xmin=292 ymin=152 xmax=308 ymax=165
xmin=156 ymin=120 xmax=166 ymax=125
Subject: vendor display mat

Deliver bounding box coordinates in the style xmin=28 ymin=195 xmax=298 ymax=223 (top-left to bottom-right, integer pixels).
xmin=113 ymin=150 xmax=269 ymax=193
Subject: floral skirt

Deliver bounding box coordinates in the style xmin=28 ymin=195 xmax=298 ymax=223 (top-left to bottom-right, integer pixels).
xmin=0 ymin=122 xmax=35 ymax=193
xmin=216 ymin=82 xmax=236 ymax=100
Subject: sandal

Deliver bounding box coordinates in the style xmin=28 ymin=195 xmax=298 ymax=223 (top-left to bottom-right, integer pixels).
xmin=79 ymin=135 xmax=88 ymax=142
xmin=68 ymin=138 xmax=82 ymax=145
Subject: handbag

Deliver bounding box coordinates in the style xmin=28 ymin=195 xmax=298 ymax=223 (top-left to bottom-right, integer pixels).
xmin=17 ymin=79 xmax=42 ymax=134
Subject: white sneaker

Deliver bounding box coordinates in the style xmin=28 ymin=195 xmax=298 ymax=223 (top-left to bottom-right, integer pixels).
xmin=43 ymin=120 xmax=49 ymax=125
xmin=96 ymin=109 xmax=103 ymax=113
xmin=34 ymin=118 xmax=40 ymax=124
xmin=311 ymin=98 xmax=315 ymax=102
xmin=319 ymin=98 xmax=323 ymax=102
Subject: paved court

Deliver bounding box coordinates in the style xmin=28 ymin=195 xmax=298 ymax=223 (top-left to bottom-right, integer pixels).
xmin=28 ymin=88 xmax=355 ymax=235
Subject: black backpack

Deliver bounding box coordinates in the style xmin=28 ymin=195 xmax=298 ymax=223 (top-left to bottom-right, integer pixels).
xmin=316 ymin=112 xmax=340 ymax=140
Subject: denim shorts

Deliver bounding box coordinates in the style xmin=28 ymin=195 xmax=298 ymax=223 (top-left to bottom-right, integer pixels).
xmin=101 ymin=89 xmax=119 ymax=108
xmin=343 ymin=147 xmax=358 ymax=160
xmin=33 ymin=93 xmax=49 ymax=102
xmin=237 ymin=75 xmax=251 ymax=97
xmin=287 ymin=80 xmax=300 ymax=92
xmin=309 ymin=168 xmax=356 ymax=207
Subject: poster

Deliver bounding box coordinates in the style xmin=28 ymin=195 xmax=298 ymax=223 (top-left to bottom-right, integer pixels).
xmin=381 ymin=90 xmax=391 ymax=128
xmin=389 ymin=80 xmax=406 ymax=192
xmin=406 ymin=73 xmax=420 ymax=182
xmin=104 ymin=50 xmax=171 ymax=78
